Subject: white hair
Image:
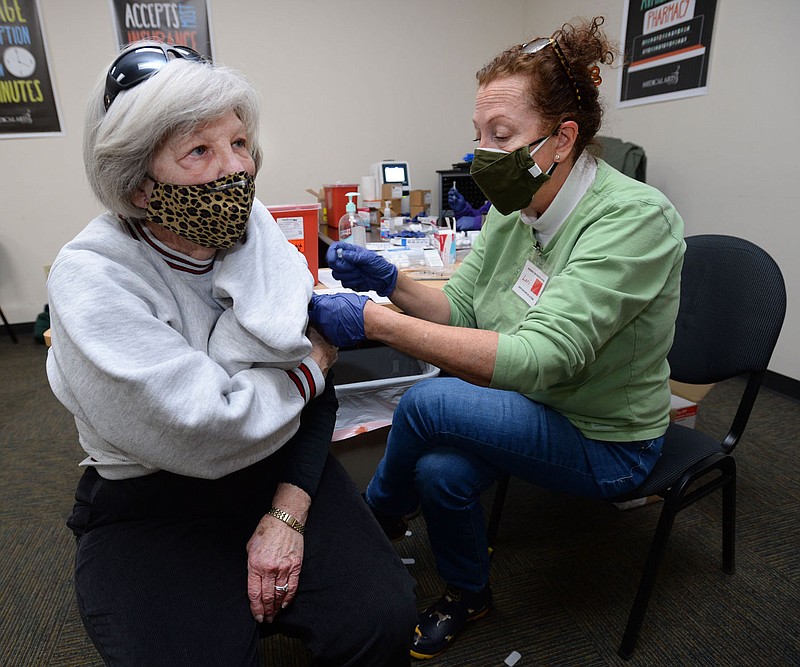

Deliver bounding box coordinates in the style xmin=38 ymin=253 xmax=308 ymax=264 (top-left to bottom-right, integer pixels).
xmin=84 ymin=43 xmax=262 ymax=219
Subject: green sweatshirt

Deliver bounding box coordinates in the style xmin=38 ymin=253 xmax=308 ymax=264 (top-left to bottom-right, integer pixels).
xmin=444 ymin=159 xmax=685 ymax=441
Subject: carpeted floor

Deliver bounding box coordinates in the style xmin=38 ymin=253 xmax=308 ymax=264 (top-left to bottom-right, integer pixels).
xmin=1 ymin=335 xmax=798 ymax=666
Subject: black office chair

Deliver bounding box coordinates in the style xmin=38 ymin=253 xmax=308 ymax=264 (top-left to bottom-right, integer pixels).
xmin=486 ymin=234 xmax=787 ymax=660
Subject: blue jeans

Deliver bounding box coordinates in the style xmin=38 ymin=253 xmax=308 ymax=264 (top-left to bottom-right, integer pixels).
xmin=365 ymin=377 xmax=663 ymax=592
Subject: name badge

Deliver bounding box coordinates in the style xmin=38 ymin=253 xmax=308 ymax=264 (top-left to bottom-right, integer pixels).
xmin=512 ymin=260 xmax=549 ymax=307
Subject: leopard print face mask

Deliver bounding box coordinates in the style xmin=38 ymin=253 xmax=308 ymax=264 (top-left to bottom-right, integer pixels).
xmin=145 ymin=171 xmax=256 ymax=249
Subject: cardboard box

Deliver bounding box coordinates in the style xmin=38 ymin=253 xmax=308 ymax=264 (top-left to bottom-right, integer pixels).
xmin=669 ymin=379 xmax=714 ymax=403
xmin=381 ymin=183 xmax=405 ymax=201
xmin=409 ymin=189 xmax=431 ymax=207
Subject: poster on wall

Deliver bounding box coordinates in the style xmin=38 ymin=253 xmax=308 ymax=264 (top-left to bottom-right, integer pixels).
xmin=618 ymin=0 xmax=717 ymax=108
xmin=0 ymin=0 xmax=62 ymax=138
xmin=108 ymin=1 xmax=214 ymax=59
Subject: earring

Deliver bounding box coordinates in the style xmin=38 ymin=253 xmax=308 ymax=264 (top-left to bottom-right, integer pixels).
xmin=554 ymin=154 xmax=560 ymax=162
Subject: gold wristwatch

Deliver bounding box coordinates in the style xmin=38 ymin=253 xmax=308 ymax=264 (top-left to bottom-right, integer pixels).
xmin=266 ymin=507 xmax=306 ymax=535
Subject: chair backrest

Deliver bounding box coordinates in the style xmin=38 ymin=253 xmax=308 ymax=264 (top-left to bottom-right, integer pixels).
xmin=668 ymin=235 xmax=786 ymax=385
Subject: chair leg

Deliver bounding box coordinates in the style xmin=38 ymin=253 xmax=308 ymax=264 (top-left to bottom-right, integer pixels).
xmin=618 ymin=496 xmax=679 ymax=660
xmin=722 ymin=462 xmax=736 ymax=575
xmin=618 ymin=454 xmax=736 ymax=659
xmin=0 ymin=306 xmax=18 ymax=343
xmin=487 ymin=474 xmax=510 ymax=554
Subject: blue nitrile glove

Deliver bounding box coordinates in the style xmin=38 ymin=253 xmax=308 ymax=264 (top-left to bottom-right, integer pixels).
xmin=456 ymin=215 xmax=483 ymax=232
xmin=326 ymin=242 xmax=398 ymax=297
xmin=448 ymin=187 xmax=474 ymax=217
xmin=308 ymin=292 xmax=369 ymax=348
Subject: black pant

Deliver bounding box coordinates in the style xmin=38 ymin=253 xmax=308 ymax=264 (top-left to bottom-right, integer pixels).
xmin=67 ymin=433 xmax=416 ymax=665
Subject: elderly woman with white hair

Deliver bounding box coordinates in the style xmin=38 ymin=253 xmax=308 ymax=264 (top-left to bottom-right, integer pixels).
xmin=46 ymin=42 xmax=416 ymax=666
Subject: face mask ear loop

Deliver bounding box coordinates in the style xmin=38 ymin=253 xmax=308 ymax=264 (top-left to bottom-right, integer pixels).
xmin=527 ymin=135 xmax=550 ymax=159
xmin=526 ymin=135 xmax=554 ymax=178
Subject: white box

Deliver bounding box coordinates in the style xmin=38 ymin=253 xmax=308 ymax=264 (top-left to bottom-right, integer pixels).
xmin=669 ymin=393 xmax=697 ymax=428
xmin=332 ymin=347 xmax=438 ymax=441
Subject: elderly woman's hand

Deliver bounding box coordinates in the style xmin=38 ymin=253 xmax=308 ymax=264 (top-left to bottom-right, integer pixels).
xmin=306 ymin=324 xmax=337 ymax=376
xmin=246 ymin=484 xmax=310 ymax=624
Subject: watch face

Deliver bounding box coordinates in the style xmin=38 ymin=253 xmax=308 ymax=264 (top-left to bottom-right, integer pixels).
xmin=3 ymin=46 xmax=36 ymax=78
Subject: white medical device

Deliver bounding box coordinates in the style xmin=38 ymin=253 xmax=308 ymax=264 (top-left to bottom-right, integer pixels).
xmin=371 ymin=160 xmax=411 ymax=194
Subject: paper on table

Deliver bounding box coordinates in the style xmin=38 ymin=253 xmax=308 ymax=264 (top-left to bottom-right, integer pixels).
xmin=317 ymin=268 xmax=342 ymax=288
xmin=315 ymin=269 xmax=391 ymax=304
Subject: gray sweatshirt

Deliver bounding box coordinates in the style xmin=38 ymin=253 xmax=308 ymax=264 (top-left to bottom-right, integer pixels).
xmin=47 ymin=199 xmax=325 ymax=481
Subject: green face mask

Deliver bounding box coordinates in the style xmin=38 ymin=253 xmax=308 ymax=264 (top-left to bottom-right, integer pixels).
xmin=469 ymin=135 xmax=557 ymax=215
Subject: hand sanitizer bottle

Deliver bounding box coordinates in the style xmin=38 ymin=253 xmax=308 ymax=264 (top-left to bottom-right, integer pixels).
xmin=339 ymin=192 xmax=366 ymax=246
xmin=380 ymin=200 xmax=392 ymax=239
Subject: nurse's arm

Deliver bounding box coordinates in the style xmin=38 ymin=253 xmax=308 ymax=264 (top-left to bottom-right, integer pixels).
xmin=363 ymin=299 xmax=497 ymax=387
xmin=386 ymin=272 xmax=452 ymax=324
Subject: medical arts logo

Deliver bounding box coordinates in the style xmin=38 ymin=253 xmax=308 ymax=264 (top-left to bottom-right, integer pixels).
xmin=643 ymin=65 xmax=681 ymax=89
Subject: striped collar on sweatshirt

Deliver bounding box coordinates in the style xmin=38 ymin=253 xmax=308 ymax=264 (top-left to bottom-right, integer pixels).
xmin=123 ymin=218 xmax=215 ymax=275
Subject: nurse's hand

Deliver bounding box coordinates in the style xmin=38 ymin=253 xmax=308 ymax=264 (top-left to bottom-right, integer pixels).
xmin=449 ymin=187 xmax=482 ymax=217
xmin=326 ymin=243 xmax=398 ymax=296
xmin=308 ymin=292 xmax=369 ymax=348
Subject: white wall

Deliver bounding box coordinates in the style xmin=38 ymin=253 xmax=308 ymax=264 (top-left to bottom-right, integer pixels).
xmin=0 ymin=0 xmax=523 ymax=321
xmin=523 ymin=0 xmax=799 ymax=379
xmin=1 ymin=0 xmax=796 ymax=382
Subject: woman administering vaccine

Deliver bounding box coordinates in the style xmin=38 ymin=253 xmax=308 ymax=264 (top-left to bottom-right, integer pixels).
xmin=311 ymin=17 xmax=685 ymax=659
xmin=47 ymin=42 xmax=415 ymax=665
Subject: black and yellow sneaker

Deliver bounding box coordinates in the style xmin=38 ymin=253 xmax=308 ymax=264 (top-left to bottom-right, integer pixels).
xmin=410 ymin=585 xmax=492 ymax=660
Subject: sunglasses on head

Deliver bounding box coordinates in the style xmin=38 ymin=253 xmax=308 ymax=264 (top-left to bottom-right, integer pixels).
xmin=104 ymin=44 xmax=206 ymax=111
xmin=521 ymin=37 xmax=583 ymax=109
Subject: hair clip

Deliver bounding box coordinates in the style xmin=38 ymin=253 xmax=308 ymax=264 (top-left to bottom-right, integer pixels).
xmin=589 ymin=65 xmax=602 ymax=87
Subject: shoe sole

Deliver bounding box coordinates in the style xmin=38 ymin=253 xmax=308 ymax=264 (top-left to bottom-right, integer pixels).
xmin=388 ymin=517 xmax=409 ymax=543
xmin=409 ymin=606 xmax=491 ymax=660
